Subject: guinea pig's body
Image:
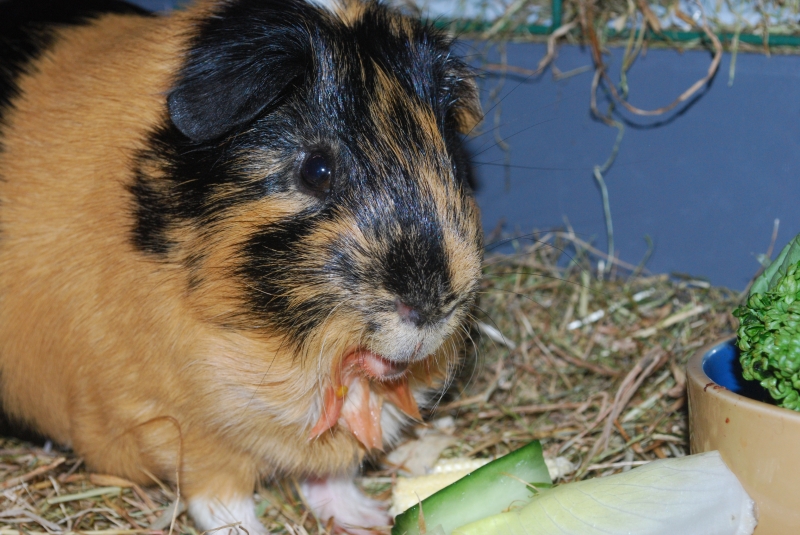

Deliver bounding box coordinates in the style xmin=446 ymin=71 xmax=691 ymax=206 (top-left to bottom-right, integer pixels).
xmin=0 ymin=0 xmax=482 ymax=532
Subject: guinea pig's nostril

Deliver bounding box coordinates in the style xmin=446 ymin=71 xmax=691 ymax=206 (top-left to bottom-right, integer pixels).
xmin=395 ymin=298 xmax=426 ymax=328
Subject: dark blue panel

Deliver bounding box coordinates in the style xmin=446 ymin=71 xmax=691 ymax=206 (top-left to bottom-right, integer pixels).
xmin=463 ymin=40 xmax=800 ymax=290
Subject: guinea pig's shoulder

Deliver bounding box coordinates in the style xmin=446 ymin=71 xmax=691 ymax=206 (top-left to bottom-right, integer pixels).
xmin=0 ymin=0 xmax=152 ymax=114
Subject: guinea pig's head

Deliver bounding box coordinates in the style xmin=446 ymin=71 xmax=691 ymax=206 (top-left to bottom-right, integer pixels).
xmin=132 ymin=0 xmax=483 ymax=418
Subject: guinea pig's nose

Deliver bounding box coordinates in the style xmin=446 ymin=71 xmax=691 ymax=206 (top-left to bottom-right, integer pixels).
xmin=394 ymin=298 xmax=428 ymax=328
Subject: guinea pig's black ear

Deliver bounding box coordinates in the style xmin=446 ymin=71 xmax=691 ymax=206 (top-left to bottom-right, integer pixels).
xmin=452 ymin=77 xmax=482 ymax=134
xmin=167 ymin=3 xmax=313 ymax=143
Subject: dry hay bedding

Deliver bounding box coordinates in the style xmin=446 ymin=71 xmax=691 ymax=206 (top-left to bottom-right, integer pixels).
xmin=0 ymin=233 xmax=742 ymax=534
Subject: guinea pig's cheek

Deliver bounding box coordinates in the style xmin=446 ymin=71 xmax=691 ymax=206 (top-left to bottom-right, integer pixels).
xmin=441 ymin=224 xmax=482 ymax=296
xmin=240 ymin=192 xmax=332 ymax=238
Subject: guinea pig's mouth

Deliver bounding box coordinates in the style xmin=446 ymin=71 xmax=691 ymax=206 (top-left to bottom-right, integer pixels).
xmin=355 ymin=349 xmax=409 ymax=381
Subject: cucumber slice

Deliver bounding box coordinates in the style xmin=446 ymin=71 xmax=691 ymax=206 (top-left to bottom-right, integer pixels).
xmin=392 ymin=440 xmax=552 ymax=535
xmin=450 ymin=451 xmax=757 ymax=535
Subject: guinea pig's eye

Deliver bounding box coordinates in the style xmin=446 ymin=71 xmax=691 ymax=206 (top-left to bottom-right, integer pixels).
xmin=299 ymin=152 xmax=333 ymax=197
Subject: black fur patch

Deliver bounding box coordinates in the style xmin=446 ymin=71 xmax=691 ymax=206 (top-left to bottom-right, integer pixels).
xmin=167 ymin=0 xmax=319 ymax=143
xmin=0 ymin=0 xmax=150 ymax=116
xmin=133 ymin=0 xmax=478 ymax=345
xmin=130 ymin=121 xmax=273 ymax=255
xmin=241 ymin=212 xmax=337 ymax=337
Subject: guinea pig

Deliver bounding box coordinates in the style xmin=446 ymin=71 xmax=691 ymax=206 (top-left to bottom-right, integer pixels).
xmin=0 ymin=0 xmax=483 ymax=533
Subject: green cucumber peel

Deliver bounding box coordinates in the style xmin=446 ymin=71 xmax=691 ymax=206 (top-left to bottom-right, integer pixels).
xmin=391 ymin=440 xmax=551 ymax=535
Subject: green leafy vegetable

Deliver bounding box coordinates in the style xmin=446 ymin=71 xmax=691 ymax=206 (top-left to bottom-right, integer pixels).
xmin=735 ymin=235 xmax=800 ymax=410
xmin=749 ymin=233 xmax=800 ymax=296
xmin=391 ymin=440 xmax=551 ymax=535
xmin=451 ymin=451 xmax=756 ymax=535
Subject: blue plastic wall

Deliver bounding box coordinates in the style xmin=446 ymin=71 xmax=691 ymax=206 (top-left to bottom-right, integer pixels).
xmin=465 ymin=41 xmax=800 ymax=290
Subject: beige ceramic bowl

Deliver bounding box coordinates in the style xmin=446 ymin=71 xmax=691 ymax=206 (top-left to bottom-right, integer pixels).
xmin=687 ymin=338 xmax=800 ymax=535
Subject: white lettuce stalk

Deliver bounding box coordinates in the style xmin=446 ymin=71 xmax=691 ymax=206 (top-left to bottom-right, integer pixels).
xmin=451 ymin=451 xmax=756 ymax=535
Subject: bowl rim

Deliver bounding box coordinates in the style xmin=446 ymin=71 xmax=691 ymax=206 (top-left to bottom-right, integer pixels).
xmin=688 ymin=336 xmax=800 ymax=423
